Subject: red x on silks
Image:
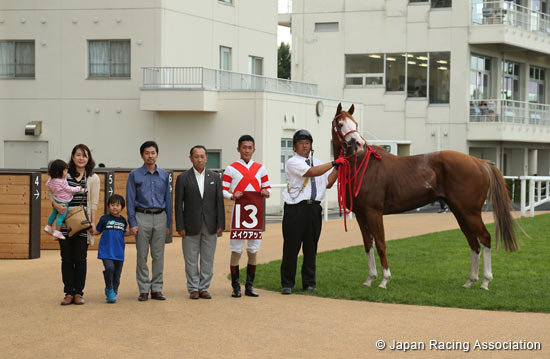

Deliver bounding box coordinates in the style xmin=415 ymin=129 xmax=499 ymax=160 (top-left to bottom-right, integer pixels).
xmin=232 ymin=162 xmax=262 ymax=192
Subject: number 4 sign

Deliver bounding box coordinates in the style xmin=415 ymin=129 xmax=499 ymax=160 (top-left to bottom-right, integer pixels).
xmin=230 ymin=192 xmax=264 ymax=240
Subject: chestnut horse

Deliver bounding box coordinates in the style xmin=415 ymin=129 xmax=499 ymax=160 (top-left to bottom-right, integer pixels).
xmin=332 ymin=103 xmax=518 ymax=290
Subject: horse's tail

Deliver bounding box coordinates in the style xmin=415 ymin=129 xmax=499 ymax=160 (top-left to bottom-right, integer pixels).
xmin=484 ymin=162 xmax=519 ymax=252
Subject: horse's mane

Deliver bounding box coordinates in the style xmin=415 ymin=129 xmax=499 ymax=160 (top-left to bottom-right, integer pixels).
xmin=366 ymin=144 xmax=394 ymax=158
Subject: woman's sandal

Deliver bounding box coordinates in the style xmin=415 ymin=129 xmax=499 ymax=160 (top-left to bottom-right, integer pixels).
xmin=60 ymin=294 xmax=73 ymax=306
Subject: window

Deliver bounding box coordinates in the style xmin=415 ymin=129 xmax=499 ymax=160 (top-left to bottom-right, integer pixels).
xmin=88 ymin=40 xmax=130 ymax=78
xmin=431 ymin=0 xmax=452 ymax=8
xmin=315 ymin=22 xmax=339 ymax=32
xmin=529 ymin=66 xmax=545 ymax=103
xmin=345 ymin=54 xmax=384 ymax=86
xmin=220 ymin=46 xmax=232 ymax=71
xmin=0 ymin=40 xmax=35 ymax=78
xmin=407 ymin=52 xmax=428 ymax=97
xmin=386 ymin=53 xmax=406 ymax=91
xmin=502 ymin=60 xmax=520 ymax=100
xmin=470 ymin=54 xmax=492 ymax=99
xmin=206 ymin=150 xmax=221 ymax=169
xmin=429 ymin=52 xmax=450 ymax=103
xmin=344 ymin=51 xmax=452 ymax=102
xmin=249 ymin=56 xmax=263 ymax=76
xmin=409 ymin=0 xmax=452 ymax=7
xmin=281 ymin=138 xmax=294 ymax=183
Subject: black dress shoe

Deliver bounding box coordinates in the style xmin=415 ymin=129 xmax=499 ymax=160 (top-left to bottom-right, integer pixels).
xmin=138 ymin=293 xmax=148 ymax=301
xmin=281 ymin=287 xmax=292 ymax=295
xmin=151 ymin=291 xmax=166 ymax=300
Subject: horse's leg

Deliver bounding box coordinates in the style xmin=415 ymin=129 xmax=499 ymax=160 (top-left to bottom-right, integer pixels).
xmin=479 ymin=242 xmax=492 ymax=290
xmin=465 ymin=214 xmax=493 ymax=290
xmin=463 ymin=249 xmax=481 ymax=289
xmin=367 ymin=211 xmax=390 ymax=289
xmin=454 ymin=210 xmax=492 ymax=290
xmin=453 ymin=213 xmax=481 ymax=288
xmin=356 ymin=213 xmax=377 ymax=286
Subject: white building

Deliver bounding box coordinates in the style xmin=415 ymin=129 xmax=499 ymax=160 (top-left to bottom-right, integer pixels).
xmin=283 ymin=0 xmax=550 ymax=175
xmin=0 ymin=0 xmax=353 ymax=204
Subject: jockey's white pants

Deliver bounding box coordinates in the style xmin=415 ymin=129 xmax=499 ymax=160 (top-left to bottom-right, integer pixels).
xmin=230 ymin=239 xmax=261 ymax=254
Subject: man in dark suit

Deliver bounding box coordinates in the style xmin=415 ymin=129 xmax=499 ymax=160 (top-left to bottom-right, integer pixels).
xmin=174 ymin=145 xmax=225 ymax=299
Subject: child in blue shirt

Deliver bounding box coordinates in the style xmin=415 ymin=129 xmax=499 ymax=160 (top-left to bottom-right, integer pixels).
xmin=95 ymin=194 xmax=128 ymax=303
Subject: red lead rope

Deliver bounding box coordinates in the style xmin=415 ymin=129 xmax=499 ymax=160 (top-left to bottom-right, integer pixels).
xmin=336 ymin=146 xmax=380 ymax=231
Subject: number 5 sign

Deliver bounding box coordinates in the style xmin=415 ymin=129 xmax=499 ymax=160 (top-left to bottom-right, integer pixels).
xmin=230 ymin=192 xmax=264 ymax=240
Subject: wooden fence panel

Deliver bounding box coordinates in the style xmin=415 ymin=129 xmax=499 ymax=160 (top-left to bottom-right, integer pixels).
xmin=113 ymin=171 xmax=135 ymax=244
xmin=0 ymin=172 xmax=40 ymax=259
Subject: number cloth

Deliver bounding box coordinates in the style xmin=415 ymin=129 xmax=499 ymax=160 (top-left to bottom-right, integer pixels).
xmin=230 ymin=191 xmax=264 ymax=240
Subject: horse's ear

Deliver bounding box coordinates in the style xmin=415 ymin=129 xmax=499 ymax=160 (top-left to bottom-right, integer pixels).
xmin=337 ymin=103 xmax=342 ymax=114
xmin=348 ymin=104 xmax=355 ymax=115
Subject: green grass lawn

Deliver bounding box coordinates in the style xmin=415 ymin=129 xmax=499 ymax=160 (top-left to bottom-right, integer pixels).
xmin=249 ymin=213 xmax=550 ymax=312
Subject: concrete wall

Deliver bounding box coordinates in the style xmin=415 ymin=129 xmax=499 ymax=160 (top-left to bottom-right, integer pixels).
xmin=0 ymin=3 xmax=160 ymax=167
xmin=160 ymin=0 xmax=277 ymax=76
xmin=0 ymin=1 xmax=279 ymax=168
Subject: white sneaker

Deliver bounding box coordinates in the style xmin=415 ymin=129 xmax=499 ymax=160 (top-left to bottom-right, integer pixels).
xmin=44 ymin=225 xmax=54 ymax=235
xmin=53 ymin=230 xmax=66 ymax=240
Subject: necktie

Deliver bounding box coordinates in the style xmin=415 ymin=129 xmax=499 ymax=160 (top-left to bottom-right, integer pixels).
xmin=306 ymin=159 xmax=317 ymax=201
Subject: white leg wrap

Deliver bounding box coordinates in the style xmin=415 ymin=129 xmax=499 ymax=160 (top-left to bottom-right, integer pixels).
xmin=462 ymin=250 xmax=480 ymax=288
xmin=480 ymin=243 xmax=493 ymax=290
xmin=363 ymin=248 xmax=377 ymax=287
xmin=378 ymin=268 xmax=391 ymax=289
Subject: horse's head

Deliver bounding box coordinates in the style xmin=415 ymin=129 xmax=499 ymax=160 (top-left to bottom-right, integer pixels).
xmin=333 ymin=103 xmax=366 ymax=156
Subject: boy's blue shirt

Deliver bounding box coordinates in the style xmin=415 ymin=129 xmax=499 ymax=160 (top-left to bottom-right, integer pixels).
xmin=97 ymin=214 xmax=127 ymax=261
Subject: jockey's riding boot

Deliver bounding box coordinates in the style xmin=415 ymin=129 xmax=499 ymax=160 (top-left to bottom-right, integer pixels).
xmin=230 ymin=265 xmax=241 ymax=298
xmin=245 ymin=264 xmax=259 ymax=297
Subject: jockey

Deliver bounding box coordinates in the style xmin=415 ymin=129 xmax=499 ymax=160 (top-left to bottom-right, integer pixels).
xmin=222 ymin=135 xmax=271 ymax=297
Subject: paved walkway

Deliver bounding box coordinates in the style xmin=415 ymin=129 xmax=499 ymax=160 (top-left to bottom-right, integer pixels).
xmin=1 ymin=212 xmax=548 ymax=358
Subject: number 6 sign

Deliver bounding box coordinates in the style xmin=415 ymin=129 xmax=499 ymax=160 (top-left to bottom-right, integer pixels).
xmin=230 ymin=192 xmax=264 ymax=240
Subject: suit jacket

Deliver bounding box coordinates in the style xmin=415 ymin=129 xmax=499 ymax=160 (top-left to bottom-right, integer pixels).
xmin=174 ymin=168 xmax=225 ymax=236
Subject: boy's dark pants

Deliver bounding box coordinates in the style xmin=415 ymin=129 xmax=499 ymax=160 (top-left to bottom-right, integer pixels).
xmin=102 ymin=259 xmax=124 ymax=293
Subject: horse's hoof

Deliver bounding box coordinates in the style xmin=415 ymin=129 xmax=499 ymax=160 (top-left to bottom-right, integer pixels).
xmin=462 ymin=280 xmax=474 ymax=289
xmin=378 ymin=282 xmax=387 ymax=289
xmin=363 ymin=276 xmax=376 ymax=287
xmin=480 ymin=278 xmax=491 ymax=290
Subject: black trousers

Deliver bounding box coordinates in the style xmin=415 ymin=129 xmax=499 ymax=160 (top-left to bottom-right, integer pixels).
xmin=59 ymin=236 xmax=88 ymax=296
xmin=281 ymin=202 xmax=322 ymax=289
xmin=102 ymin=259 xmax=124 ymax=293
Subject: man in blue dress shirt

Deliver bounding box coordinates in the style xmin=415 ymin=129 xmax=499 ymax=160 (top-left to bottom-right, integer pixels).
xmin=126 ymin=141 xmax=173 ymax=302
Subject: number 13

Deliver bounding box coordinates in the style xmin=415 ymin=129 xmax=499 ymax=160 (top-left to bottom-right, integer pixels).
xmin=234 ymin=204 xmax=258 ymax=229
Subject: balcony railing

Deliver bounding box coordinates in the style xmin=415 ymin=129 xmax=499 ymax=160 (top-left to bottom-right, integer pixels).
xmin=142 ymin=67 xmax=317 ymax=96
xmin=471 ymin=0 xmax=550 ymax=35
xmin=469 ymin=99 xmax=550 ymax=126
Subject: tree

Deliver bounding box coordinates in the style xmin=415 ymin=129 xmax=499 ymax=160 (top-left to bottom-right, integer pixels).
xmin=278 ymin=42 xmax=291 ymax=79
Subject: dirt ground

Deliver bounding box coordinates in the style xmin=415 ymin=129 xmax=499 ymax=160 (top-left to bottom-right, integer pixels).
xmin=1 ymin=212 xmax=548 ymax=358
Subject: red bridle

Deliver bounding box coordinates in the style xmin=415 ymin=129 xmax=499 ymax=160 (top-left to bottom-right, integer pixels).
xmin=332 ymin=113 xmax=359 ymax=144
xmin=332 ymin=112 xmax=381 ymax=231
